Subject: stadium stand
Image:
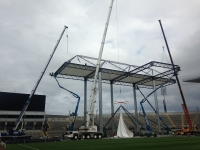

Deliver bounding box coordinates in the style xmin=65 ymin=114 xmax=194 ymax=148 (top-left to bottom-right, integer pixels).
xmin=1 ymin=92 xmax=200 ymax=139
xmin=26 ymin=130 xmax=43 ymax=139
xmin=0 ymin=92 xmax=45 ymax=140
xmin=1 ymin=112 xmax=200 ymax=139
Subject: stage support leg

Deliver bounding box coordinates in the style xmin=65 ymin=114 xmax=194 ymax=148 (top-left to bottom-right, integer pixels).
xmin=110 ymin=83 xmax=115 ymax=135
xmin=84 ymin=78 xmax=87 ymax=123
xmin=133 ymin=84 xmax=139 ymax=133
xmin=152 ymin=70 xmax=161 ymax=133
xmin=98 ymin=71 xmax=103 ymax=133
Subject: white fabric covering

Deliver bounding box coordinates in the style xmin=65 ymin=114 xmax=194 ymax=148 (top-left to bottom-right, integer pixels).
xmin=117 ymin=112 xmax=133 ymax=138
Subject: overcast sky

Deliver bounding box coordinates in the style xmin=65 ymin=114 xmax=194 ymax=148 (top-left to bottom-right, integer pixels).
xmin=0 ymin=0 xmax=200 ymax=116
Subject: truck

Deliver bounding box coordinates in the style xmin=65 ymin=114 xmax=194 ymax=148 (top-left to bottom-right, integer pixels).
xmin=0 ymin=129 xmax=31 ymax=141
xmin=64 ymin=127 xmax=102 ymax=140
xmin=175 ymin=127 xmax=199 ymax=136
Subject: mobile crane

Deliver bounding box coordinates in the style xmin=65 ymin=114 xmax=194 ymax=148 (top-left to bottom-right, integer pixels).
xmin=159 ymin=20 xmax=198 ymax=135
xmin=77 ymin=0 xmax=114 ymax=139
xmin=48 ymin=1 xmax=114 ymax=140
xmin=0 ymin=26 xmax=68 ymax=139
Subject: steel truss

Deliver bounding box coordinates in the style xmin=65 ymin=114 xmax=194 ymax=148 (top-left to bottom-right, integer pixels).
xmin=56 ymin=74 xmax=175 ymax=89
xmin=53 ymin=55 xmax=180 ymax=89
xmin=103 ymin=105 xmax=144 ymax=130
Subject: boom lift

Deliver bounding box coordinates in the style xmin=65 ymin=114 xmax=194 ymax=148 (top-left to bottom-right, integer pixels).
xmin=49 ymin=74 xmax=82 ymax=140
xmin=52 ymin=75 xmax=80 ymax=131
xmin=138 ymin=79 xmax=172 ymax=135
xmin=6 ymin=26 xmax=68 ymax=137
xmin=159 ymin=20 xmax=198 ymax=135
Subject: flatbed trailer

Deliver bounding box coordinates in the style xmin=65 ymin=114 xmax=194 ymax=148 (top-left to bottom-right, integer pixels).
xmin=0 ymin=135 xmax=31 ymax=141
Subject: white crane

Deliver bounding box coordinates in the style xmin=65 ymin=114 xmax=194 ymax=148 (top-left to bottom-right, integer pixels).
xmin=86 ymin=0 xmax=114 ymax=128
xmin=63 ymin=1 xmax=114 ymax=140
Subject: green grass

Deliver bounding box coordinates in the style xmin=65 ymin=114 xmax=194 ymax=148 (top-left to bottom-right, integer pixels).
xmin=6 ymin=137 xmax=200 ymax=150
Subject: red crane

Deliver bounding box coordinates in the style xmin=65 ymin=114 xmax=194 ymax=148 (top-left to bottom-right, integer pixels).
xmin=158 ymin=20 xmax=193 ymax=130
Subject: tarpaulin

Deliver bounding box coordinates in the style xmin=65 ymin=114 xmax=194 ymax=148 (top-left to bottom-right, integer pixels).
xmin=117 ymin=112 xmax=133 ymax=138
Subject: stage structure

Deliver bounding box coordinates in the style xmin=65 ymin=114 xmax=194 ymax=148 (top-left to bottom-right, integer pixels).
xmin=51 ymin=55 xmax=179 ymax=133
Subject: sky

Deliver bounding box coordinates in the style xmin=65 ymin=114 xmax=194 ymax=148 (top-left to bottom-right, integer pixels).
xmin=0 ymin=0 xmax=200 ymax=116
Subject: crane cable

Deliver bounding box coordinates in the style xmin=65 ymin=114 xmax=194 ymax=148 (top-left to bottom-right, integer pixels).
xmin=115 ymin=0 xmax=129 ymax=111
xmin=116 ymin=0 xmax=119 ymax=64
xmin=115 ymin=0 xmax=122 ymax=96
xmin=162 ymin=46 xmax=167 ymax=63
xmin=66 ymin=29 xmax=68 ymax=52
xmin=160 ymin=30 xmax=170 ymax=64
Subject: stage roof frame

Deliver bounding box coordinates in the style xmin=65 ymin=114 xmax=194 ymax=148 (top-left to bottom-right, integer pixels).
xmin=52 ymin=55 xmax=180 ymax=89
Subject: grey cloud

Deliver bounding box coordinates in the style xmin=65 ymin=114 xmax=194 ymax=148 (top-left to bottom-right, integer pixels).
xmin=0 ymin=0 xmax=200 ymax=116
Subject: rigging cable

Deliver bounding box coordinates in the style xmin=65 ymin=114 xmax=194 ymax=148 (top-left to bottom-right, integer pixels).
xmin=116 ymin=0 xmax=119 ymax=64
xmin=115 ymin=1 xmax=129 ymax=112
xmin=66 ymin=29 xmax=68 ymax=52
xmin=160 ymin=28 xmax=170 ymax=64
xmin=162 ymin=46 xmax=170 ymax=64
xmin=115 ymin=0 xmax=122 ymax=94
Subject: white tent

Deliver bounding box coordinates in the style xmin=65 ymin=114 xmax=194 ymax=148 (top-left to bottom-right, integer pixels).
xmin=117 ymin=112 xmax=133 ymax=138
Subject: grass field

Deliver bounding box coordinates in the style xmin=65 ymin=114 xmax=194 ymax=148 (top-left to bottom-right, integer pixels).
xmin=6 ymin=137 xmax=200 ymax=150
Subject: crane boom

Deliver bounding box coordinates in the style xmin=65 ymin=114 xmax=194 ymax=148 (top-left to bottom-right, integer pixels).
xmin=14 ymin=26 xmax=68 ymax=130
xmin=86 ymin=0 xmax=114 ymax=127
xmin=158 ymin=20 xmax=192 ymax=129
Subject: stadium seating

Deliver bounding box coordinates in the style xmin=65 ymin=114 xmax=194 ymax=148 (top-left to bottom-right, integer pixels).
xmin=26 ymin=130 xmax=43 ymax=139
xmin=1 ymin=112 xmax=199 ymax=140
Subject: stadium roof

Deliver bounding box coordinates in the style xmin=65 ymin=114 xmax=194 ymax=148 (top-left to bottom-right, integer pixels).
xmin=183 ymin=76 xmax=200 ymax=83
xmin=52 ymin=55 xmax=179 ymax=89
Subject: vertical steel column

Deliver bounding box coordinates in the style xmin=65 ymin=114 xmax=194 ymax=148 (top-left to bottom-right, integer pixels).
xmin=110 ymin=83 xmax=115 ymax=134
xmin=98 ymin=71 xmax=103 ymax=133
xmin=84 ymin=78 xmax=87 ymax=122
xmin=152 ymin=70 xmax=161 ymax=133
xmin=133 ymin=84 xmax=139 ymax=132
